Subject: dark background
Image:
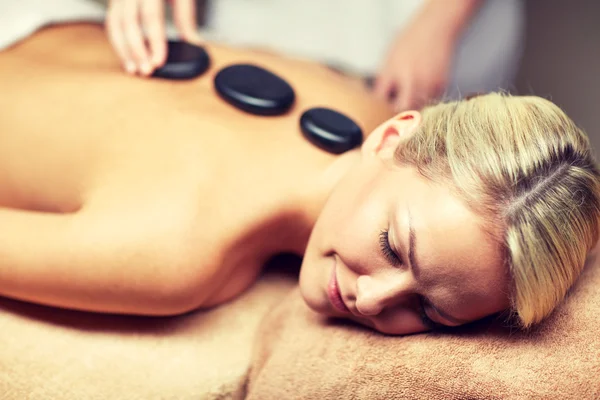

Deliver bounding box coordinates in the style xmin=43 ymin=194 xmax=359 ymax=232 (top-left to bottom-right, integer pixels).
xmin=515 ymin=0 xmax=600 ymax=152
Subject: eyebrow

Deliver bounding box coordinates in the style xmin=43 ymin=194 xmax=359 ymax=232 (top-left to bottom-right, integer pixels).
xmin=407 ymin=210 xmax=470 ymax=326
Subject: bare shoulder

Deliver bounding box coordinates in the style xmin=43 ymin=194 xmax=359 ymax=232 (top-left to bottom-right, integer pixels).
xmin=75 ymin=172 xmax=271 ymax=309
xmin=0 ymin=23 xmax=395 ymax=309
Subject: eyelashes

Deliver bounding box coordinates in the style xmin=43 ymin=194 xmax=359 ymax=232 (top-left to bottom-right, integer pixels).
xmin=379 ymin=229 xmax=402 ymax=266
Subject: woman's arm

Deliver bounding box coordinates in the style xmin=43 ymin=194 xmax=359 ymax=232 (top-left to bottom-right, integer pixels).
xmin=0 ymin=205 xmax=215 ymax=316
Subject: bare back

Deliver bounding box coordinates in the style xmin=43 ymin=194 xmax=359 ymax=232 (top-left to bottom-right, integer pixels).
xmin=0 ymin=24 xmax=393 ymax=309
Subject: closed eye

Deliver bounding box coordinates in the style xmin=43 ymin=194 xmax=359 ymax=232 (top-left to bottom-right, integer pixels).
xmin=379 ymin=229 xmax=403 ymax=266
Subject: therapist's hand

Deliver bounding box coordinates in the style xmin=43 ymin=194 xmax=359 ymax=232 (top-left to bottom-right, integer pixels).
xmin=374 ymin=0 xmax=482 ymax=112
xmin=374 ymin=21 xmax=453 ymax=112
xmin=106 ymin=0 xmax=201 ymax=76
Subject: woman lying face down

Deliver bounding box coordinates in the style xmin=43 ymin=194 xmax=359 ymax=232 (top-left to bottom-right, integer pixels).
xmin=0 ymin=26 xmax=598 ymax=337
xmin=301 ymin=93 xmax=600 ymax=335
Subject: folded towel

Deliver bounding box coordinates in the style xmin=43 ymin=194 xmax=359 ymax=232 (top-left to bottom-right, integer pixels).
xmin=247 ymin=245 xmax=600 ymax=399
xmin=0 ymin=262 xmax=297 ymax=400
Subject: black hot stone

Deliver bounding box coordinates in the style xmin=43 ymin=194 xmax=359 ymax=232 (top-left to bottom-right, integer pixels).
xmin=214 ymin=64 xmax=295 ymax=116
xmin=152 ymin=40 xmax=210 ymax=80
xmin=300 ymin=107 xmax=363 ymax=154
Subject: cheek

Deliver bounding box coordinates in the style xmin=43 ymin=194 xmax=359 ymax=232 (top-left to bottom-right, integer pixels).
xmin=300 ymin=171 xmax=379 ymax=301
xmin=323 ymin=169 xmax=383 ymax=237
xmin=320 ymin=193 xmax=381 ymax=270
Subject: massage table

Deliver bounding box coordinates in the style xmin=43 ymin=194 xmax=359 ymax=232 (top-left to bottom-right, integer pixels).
xmin=3 ymin=245 xmax=599 ymax=399
xmin=0 ymin=259 xmax=298 ymax=400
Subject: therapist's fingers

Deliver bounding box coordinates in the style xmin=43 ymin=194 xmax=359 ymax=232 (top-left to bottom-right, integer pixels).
xmin=394 ymin=79 xmax=417 ymax=112
xmin=373 ymin=73 xmax=395 ymax=104
xmin=106 ymin=0 xmax=136 ymax=74
xmin=141 ymin=0 xmax=167 ymax=68
xmin=123 ymin=0 xmax=152 ymax=76
xmin=172 ymin=0 xmax=202 ymax=43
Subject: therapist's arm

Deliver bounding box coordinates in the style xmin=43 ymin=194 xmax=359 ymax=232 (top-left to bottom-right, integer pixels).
xmin=374 ymin=0 xmax=483 ymax=111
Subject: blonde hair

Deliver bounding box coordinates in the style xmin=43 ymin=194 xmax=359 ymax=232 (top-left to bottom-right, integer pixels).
xmin=395 ymin=93 xmax=600 ymax=328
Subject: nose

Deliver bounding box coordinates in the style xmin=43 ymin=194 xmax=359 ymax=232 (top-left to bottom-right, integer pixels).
xmin=355 ymin=273 xmax=412 ymax=316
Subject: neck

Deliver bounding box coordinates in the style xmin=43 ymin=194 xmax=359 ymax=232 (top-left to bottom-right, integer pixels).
xmin=271 ymin=149 xmax=362 ymax=255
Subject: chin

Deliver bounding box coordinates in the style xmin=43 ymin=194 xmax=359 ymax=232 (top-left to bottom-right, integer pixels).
xmin=298 ymin=279 xmax=330 ymax=315
xmin=298 ymin=252 xmax=325 ymax=312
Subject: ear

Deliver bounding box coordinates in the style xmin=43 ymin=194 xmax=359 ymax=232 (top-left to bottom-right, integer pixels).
xmin=362 ymin=111 xmax=421 ymax=158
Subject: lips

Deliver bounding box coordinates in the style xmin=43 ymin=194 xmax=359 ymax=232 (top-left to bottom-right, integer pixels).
xmin=327 ymin=257 xmax=350 ymax=313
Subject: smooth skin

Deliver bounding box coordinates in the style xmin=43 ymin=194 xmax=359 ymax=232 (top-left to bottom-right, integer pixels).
xmin=105 ymin=0 xmax=482 ymax=111
xmin=0 ymin=23 xmax=391 ymax=317
xmin=1 ymin=23 xmax=509 ymax=336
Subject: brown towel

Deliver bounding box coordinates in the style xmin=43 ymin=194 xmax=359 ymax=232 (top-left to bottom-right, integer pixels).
xmin=247 ymin=246 xmax=600 ymax=400
xmin=0 ymin=264 xmax=297 ymax=400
